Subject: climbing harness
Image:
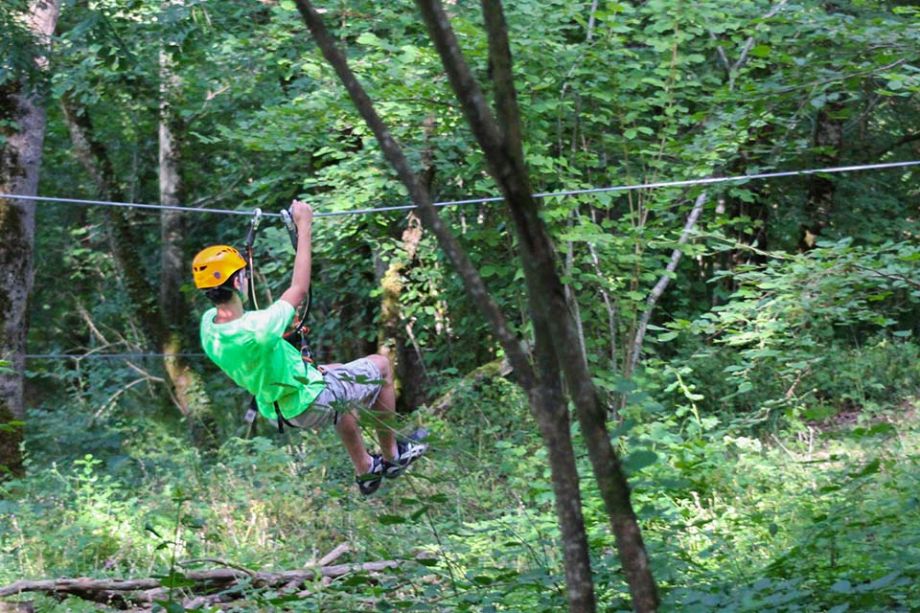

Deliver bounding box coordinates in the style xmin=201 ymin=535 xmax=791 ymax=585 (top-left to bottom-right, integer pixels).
xmin=242 ymin=205 xmax=318 ymax=435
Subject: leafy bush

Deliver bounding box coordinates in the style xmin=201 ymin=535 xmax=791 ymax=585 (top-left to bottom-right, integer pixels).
xmin=667 ymin=240 xmax=920 ymax=422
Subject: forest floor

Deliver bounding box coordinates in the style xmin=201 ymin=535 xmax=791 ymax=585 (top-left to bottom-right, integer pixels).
xmin=1 ymin=384 xmax=917 ymax=611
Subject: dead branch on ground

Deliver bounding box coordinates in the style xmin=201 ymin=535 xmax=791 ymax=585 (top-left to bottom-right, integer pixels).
xmin=0 ymin=558 xmax=417 ymax=610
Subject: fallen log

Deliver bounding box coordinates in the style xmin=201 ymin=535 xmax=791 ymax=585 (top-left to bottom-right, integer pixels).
xmin=0 ymin=560 xmax=405 ymax=608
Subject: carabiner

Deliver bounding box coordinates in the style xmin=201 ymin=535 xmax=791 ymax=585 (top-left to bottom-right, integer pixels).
xmin=245 ymin=207 xmax=263 ymax=249
xmin=280 ymin=207 xmax=298 ymax=250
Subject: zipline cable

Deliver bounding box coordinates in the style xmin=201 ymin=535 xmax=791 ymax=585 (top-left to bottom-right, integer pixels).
xmin=14 ymin=158 xmax=920 ymax=363
xmin=1 ymin=160 xmax=917 ymax=218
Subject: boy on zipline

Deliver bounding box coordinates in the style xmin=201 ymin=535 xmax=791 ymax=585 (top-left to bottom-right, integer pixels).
xmin=191 ymin=200 xmax=426 ymax=495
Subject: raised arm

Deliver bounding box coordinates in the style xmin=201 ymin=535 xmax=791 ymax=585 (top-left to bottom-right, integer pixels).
xmin=280 ymin=200 xmax=313 ymax=308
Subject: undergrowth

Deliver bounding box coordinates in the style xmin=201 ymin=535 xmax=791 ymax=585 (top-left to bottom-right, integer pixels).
xmin=1 ymin=376 xmax=917 ymax=611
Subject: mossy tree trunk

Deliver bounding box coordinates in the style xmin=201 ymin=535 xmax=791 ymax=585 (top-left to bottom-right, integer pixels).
xmin=158 ymin=28 xmax=215 ymax=444
xmin=377 ymin=117 xmax=434 ymax=412
xmin=0 ymin=0 xmax=60 ymax=478
xmin=378 ymin=212 xmax=429 ymax=412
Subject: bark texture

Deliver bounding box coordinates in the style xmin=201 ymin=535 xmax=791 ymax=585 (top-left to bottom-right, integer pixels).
xmin=0 ymin=558 xmax=415 ymax=608
xmin=0 ymin=0 xmax=60 ymax=478
xmin=378 ymin=116 xmax=432 ymax=410
xmin=627 ymin=192 xmax=707 ymax=377
xmin=292 ymin=2 xmax=599 ymax=609
xmin=377 ymin=211 xmax=429 ymax=412
xmin=416 ymin=0 xmax=659 ymax=608
xmin=157 ymin=39 xmax=214 ymax=434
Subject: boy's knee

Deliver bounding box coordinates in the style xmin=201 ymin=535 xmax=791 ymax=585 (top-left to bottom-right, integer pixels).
xmin=367 ymin=354 xmax=391 ymax=379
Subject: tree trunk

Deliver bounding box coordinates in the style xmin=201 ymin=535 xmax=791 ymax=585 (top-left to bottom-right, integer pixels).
xmin=377 ymin=211 xmax=429 ymax=412
xmin=0 ymin=0 xmax=61 ymax=478
xmin=416 ymin=0 xmax=658 ymax=608
xmin=158 ymin=35 xmax=214 ymax=442
xmin=800 ymin=106 xmax=843 ymax=250
xmin=378 ymin=115 xmax=435 ymax=411
xmin=291 ymin=2 xmax=599 ymax=609
xmin=626 ymin=192 xmax=707 ymax=378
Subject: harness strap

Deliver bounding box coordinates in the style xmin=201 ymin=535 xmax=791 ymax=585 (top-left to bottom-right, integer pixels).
xmin=273 ymin=400 xmax=300 ymax=434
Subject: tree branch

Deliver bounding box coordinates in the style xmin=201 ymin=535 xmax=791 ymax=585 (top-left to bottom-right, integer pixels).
xmin=710 ymin=0 xmax=789 ymax=90
xmin=0 ymin=560 xmax=410 ymax=606
xmin=292 ymin=0 xmax=535 ymax=390
xmin=628 ymin=192 xmax=708 ymax=375
xmin=876 ymin=131 xmax=920 ymax=157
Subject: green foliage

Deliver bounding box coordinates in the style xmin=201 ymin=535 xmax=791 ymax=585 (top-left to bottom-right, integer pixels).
xmin=673 ymin=240 xmax=920 ymax=421
xmin=7 ymin=379 xmax=919 ymax=610
xmin=10 ymin=0 xmax=920 ymax=610
xmin=0 ymin=0 xmax=42 ymax=90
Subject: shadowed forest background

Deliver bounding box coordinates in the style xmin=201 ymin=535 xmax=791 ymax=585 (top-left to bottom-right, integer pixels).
xmin=1 ymin=0 xmax=918 ymax=610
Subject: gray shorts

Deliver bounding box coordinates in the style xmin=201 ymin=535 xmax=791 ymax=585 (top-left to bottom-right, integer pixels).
xmin=287 ymin=358 xmax=383 ymax=429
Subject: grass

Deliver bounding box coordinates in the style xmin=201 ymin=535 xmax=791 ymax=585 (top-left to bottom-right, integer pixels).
xmin=1 ymin=385 xmax=917 ymax=611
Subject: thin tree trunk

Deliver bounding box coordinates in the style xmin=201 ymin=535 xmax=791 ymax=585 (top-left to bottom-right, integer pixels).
xmin=800 ymin=105 xmax=843 ymax=250
xmin=417 ymin=0 xmax=658 ymax=608
xmin=158 ymin=32 xmax=214 ymax=438
xmin=0 ymin=0 xmax=60 ymax=478
xmin=291 ymin=3 xmax=597 ymax=609
xmin=377 ymin=211 xmax=429 ymax=411
xmin=627 ymin=192 xmax=707 ymax=377
xmin=564 ymin=223 xmax=588 ymax=367
xmin=377 ymin=116 xmax=435 ymax=411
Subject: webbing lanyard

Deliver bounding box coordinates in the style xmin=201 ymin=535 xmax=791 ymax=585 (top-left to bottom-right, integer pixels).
xmin=244 ymin=208 xmax=263 ymax=309
xmin=244 ymin=397 xmax=300 ymax=434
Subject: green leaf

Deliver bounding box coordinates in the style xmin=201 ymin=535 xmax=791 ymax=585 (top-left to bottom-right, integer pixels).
xmin=857 ymin=571 xmax=900 ymax=592
xmin=145 ymin=523 xmax=162 ymax=539
xmin=410 ymin=506 xmax=429 ymax=521
xmin=624 ymin=450 xmax=659 ymax=473
xmin=378 ymin=514 xmax=408 ymax=525
xmin=156 ymin=571 xmax=196 ymax=589
xmin=154 ymin=600 xmax=187 ymax=613
xmin=749 ymin=45 xmax=771 ymax=58
xmin=848 ymin=458 xmax=880 ymax=479
xmin=356 ymin=32 xmax=383 ymax=47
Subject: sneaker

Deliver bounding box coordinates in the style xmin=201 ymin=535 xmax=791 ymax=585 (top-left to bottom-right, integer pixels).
xmin=356 ymin=454 xmax=384 ymax=496
xmin=383 ymin=439 xmax=428 ymax=479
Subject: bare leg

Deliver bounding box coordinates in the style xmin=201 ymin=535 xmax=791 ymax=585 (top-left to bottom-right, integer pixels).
xmin=367 ymin=354 xmax=399 ymax=461
xmin=335 ymin=411 xmax=373 ymax=474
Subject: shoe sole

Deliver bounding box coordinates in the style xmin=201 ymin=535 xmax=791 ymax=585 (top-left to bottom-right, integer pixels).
xmin=384 ymin=442 xmax=428 ymax=478
xmin=357 ymin=457 xmax=385 ymax=495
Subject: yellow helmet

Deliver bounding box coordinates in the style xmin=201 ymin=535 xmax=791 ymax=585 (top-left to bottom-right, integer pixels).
xmin=192 ymin=245 xmax=247 ymax=289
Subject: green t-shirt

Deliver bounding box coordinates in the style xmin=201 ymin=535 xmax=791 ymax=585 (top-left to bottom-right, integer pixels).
xmin=200 ymin=300 xmax=325 ymax=420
